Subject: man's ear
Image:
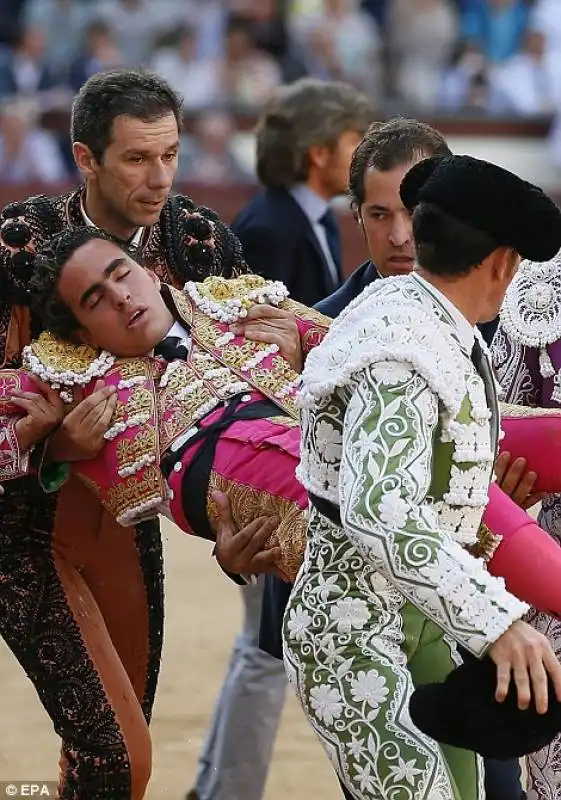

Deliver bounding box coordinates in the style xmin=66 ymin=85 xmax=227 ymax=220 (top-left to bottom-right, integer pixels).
xmin=73 ymin=141 xmax=98 ymax=180
xmin=492 ymin=246 xmax=520 ymax=282
xmin=308 ymin=143 xmax=330 ymax=170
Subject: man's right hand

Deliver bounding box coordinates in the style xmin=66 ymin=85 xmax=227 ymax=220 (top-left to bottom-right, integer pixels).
xmin=494 ymin=451 xmax=545 ymax=510
xmin=211 ymin=490 xmax=283 ymax=577
xmin=489 ymin=618 xmax=561 ymax=714
xmin=46 ymin=380 xmax=117 ymax=463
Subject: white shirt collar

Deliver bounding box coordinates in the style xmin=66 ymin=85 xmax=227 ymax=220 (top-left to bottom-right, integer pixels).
xmin=165 ymin=320 xmax=190 ymax=341
xmin=413 ymin=273 xmax=475 ymax=353
xmin=80 ymin=192 xmax=145 ymax=249
xmin=289 ymin=184 xmax=329 ymax=225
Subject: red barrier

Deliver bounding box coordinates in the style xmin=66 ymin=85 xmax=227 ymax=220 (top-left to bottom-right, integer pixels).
xmin=0 ymin=181 xmax=370 ymax=278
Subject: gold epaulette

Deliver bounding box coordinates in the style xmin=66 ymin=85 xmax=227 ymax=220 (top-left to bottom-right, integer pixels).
xmin=21 ymin=331 xmax=114 ymax=394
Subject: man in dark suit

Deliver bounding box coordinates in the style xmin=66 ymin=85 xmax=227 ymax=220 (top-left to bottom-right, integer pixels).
xmin=258 ymin=117 xmax=537 ymax=800
xmin=231 ymin=78 xmax=374 ymax=307
xmin=188 ymin=79 xmax=374 ymax=800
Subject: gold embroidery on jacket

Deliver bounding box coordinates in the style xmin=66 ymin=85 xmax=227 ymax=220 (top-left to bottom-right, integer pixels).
xmin=207 ymin=472 xmax=307 ymax=582
xmin=105 ymin=463 xmax=164 ymax=523
xmin=190 ymin=308 xmax=299 ymax=419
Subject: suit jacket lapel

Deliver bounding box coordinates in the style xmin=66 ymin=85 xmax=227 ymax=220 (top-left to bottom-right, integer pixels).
xmin=280 ymin=191 xmax=339 ymax=294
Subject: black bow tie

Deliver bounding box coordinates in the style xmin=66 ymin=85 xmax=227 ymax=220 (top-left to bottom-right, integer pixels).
xmin=154 ymin=335 xmax=189 ymax=362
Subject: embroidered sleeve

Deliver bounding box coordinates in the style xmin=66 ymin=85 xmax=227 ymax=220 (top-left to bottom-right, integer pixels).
xmin=282 ymin=298 xmax=331 ymax=359
xmin=491 ymin=324 xmax=541 ymax=406
xmin=0 ymin=417 xmax=30 ymax=480
xmin=339 ymin=361 xmax=528 ymax=657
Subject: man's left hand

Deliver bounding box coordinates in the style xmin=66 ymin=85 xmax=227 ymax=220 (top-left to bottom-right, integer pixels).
xmin=494 ymin=451 xmax=545 ymax=510
xmin=211 ymin=490 xmax=283 ymax=577
xmin=231 ymin=305 xmax=303 ymax=372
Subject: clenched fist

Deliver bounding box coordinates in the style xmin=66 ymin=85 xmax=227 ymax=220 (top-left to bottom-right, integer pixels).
xmin=11 ymin=377 xmax=65 ymax=451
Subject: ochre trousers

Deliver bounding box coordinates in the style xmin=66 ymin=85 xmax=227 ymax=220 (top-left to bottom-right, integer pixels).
xmin=0 ymin=475 xmax=164 ymax=799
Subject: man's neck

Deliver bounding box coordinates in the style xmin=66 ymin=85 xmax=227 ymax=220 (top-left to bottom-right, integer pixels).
xmin=304 ymin=175 xmax=336 ymax=203
xmin=82 ymin=185 xmax=139 ymax=242
xmin=414 ymin=267 xmax=482 ymax=326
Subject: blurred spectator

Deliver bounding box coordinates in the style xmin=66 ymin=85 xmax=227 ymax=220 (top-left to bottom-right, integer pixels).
xmin=96 ymin=0 xmax=179 ymax=67
xmin=459 ymin=0 xmax=528 ymax=64
xmin=488 ymin=29 xmax=556 ymax=115
xmin=0 ymin=0 xmax=555 ymax=157
xmin=24 ymin=0 xmax=91 ymax=80
xmin=219 ymin=14 xmax=283 ymax=109
xmin=152 ymin=14 xmax=281 ymax=112
xmin=227 ymin=0 xmax=308 ymax=82
xmin=387 ymin=0 xmax=458 ymax=110
xmin=360 ymin=0 xmax=390 ymax=26
xmin=0 ymin=0 xmax=26 ymax=49
xmin=0 ymin=100 xmax=68 ymax=183
xmin=179 ymin=0 xmax=227 ymax=61
xmin=228 ymin=0 xmax=288 ymax=60
xmin=0 ymin=24 xmax=60 ymax=101
xmin=530 ymin=0 xmax=561 ymax=53
xmin=438 ymin=40 xmax=489 ymax=112
xmin=178 ymin=111 xmax=255 ymax=184
xmin=150 ymin=26 xmax=221 ymax=111
xmin=68 ymin=19 xmax=124 ymax=91
xmin=529 ymin=0 xmax=561 ymax=109
xmin=289 ymin=0 xmax=382 ymax=99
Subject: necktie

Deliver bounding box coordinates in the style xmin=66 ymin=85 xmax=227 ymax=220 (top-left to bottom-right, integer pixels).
xmin=154 ymin=335 xmax=189 ymax=362
xmin=319 ymin=208 xmax=342 ymax=279
xmin=471 ymin=338 xmax=499 ymax=450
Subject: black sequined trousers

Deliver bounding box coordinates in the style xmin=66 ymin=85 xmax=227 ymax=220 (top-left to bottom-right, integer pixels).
xmin=0 ymin=475 xmax=164 ymax=799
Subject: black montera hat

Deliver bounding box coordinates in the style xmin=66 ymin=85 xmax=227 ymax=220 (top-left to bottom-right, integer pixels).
xmin=409 ymin=655 xmax=561 ymax=760
xmin=400 ymin=154 xmax=561 ymax=262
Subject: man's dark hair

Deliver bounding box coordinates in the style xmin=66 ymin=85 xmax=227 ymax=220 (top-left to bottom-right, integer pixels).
xmin=29 ymin=227 xmax=132 ymax=341
xmin=348 ymin=118 xmax=452 ymax=211
xmin=412 ymin=202 xmax=502 ymax=277
xmin=256 ymin=78 xmax=374 ymax=188
xmin=71 ymin=69 xmax=183 ymax=162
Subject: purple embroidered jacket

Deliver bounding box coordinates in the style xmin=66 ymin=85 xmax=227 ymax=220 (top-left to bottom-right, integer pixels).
xmin=492 ymin=255 xmax=561 ymax=539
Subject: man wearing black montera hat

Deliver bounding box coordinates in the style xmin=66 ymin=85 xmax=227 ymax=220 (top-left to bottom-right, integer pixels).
xmin=281 ymin=154 xmax=561 ymax=800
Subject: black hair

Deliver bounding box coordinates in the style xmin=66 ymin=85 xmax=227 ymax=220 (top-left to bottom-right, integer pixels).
xmin=70 ymin=68 xmax=183 ymax=162
xmin=29 ymin=227 xmax=132 ymax=341
xmin=348 ymin=118 xmax=452 ymax=211
xmin=412 ymin=203 xmax=501 ymax=277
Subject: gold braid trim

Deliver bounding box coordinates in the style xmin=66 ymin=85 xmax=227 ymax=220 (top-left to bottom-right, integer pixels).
xmin=207 ymin=472 xmax=307 ymax=582
xmin=500 ymin=402 xmax=561 ymax=418
xmin=465 ymin=523 xmax=502 ymax=563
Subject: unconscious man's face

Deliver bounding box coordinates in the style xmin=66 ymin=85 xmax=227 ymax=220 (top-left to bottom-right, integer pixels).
xmin=57 ymin=238 xmax=174 ymax=357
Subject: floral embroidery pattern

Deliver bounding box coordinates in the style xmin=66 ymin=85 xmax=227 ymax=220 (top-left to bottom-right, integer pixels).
xmin=284 ymin=275 xmax=526 ymax=800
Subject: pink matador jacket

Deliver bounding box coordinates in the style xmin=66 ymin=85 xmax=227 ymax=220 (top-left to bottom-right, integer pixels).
xmin=1 ymin=275 xmax=561 ymax=602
